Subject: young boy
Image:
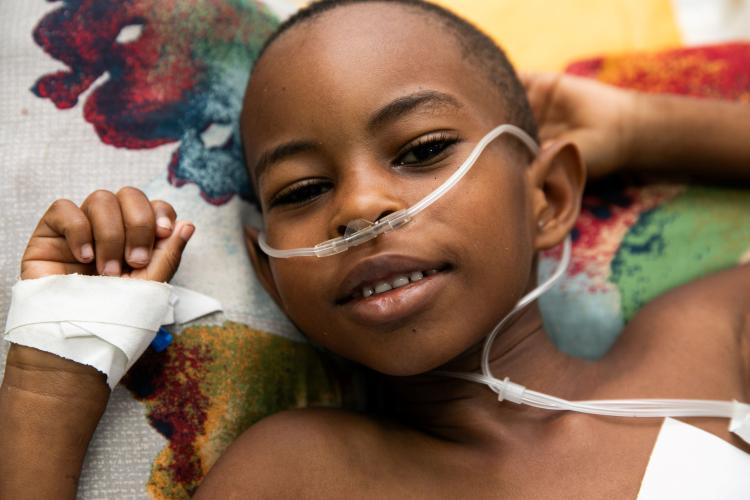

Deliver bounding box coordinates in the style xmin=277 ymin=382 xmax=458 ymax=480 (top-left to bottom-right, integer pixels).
xmin=2 ymin=1 xmax=749 ymax=498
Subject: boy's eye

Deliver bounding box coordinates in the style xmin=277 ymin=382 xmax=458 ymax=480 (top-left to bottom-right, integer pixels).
xmin=269 ymin=179 xmax=332 ymax=208
xmin=394 ymin=134 xmax=459 ymax=167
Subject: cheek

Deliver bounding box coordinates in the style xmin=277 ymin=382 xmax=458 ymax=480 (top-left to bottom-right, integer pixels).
xmin=440 ymin=163 xmax=534 ymax=277
xmin=431 ymin=166 xmax=536 ymax=329
xmin=270 ymin=260 xmax=343 ymax=344
xmin=271 ymin=261 xmax=324 ymax=312
xmin=265 ymin=166 xmax=538 ymax=374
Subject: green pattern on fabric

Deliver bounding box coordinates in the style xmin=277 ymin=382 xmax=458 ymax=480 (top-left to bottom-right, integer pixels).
xmin=611 ymin=186 xmax=750 ymax=320
xmin=128 ymin=322 xmax=341 ymax=499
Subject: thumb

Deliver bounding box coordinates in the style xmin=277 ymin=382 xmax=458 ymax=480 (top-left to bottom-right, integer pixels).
xmin=147 ymin=220 xmax=195 ymax=282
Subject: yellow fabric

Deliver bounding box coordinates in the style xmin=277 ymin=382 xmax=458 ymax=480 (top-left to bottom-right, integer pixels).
xmin=290 ymin=0 xmax=683 ymax=71
xmin=432 ymin=0 xmax=682 ymax=70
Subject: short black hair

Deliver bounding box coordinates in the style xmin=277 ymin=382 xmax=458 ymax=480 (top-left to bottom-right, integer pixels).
xmin=254 ymin=0 xmax=538 ymax=140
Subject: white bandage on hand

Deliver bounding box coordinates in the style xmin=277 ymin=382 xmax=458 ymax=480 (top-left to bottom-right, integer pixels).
xmin=3 ymin=274 xmax=222 ymax=388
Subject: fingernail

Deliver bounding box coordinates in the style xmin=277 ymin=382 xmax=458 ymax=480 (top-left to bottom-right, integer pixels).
xmin=157 ymin=216 xmax=173 ymax=231
xmin=129 ymin=247 xmax=149 ymax=264
xmin=179 ymin=223 xmax=195 ymax=241
xmin=103 ymin=260 xmax=120 ymax=276
xmin=81 ymin=243 xmax=94 ymax=260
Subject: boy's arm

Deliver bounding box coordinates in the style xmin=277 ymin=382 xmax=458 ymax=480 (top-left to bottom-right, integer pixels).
xmin=627 ymin=91 xmax=750 ymax=180
xmin=524 ymin=73 xmax=750 ymax=374
xmin=1 ymin=187 xmax=190 ymax=498
xmin=0 ymin=346 xmax=109 ymax=499
xmin=522 ymin=72 xmax=750 ymax=180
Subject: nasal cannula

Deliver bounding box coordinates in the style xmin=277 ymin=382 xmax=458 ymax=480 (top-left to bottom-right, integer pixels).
xmin=257 ymin=123 xmax=750 ymax=445
xmin=436 ymin=236 xmax=750 ymax=445
xmin=258 ymin=124 xmax=539 ymax=258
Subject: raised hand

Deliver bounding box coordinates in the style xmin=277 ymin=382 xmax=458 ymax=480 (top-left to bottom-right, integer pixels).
xmin=3 ymin=187 xmax=195 ymax=499
xmin=521 ymin=72 xmax=636 ymax=179
xmin=20 ymin=186 xmax=194 ymax=282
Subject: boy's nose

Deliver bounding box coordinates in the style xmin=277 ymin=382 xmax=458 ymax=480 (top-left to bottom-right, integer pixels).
xmin=335 ymin=211 xmax=395 ymax=237
xmin=328 ymin=177 xmax=406 ymax=239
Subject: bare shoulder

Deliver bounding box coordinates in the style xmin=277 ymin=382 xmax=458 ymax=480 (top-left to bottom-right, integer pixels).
xmin=603 ymin=261 xmax=750 ymax=400
xmin=193 ymin=407 xmax=404 ymax=499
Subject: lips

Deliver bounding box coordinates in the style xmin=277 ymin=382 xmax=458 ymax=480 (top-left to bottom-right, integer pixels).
xmin=335 ymin=254 xmax=451 ymax=304
xmin=359 ymin=268 xmax=440 ymax=299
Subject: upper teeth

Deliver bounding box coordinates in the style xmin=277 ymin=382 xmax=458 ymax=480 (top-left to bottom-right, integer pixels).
xmin=361 ymin=269 xmax=437 ymax=298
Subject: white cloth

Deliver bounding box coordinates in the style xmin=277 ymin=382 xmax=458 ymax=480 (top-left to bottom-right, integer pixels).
xmin=4 ymin=274 xmax=222 ymax=388
xmin=730 ymin=404 xmax=750 ymax=444
xmin=638 ymin=418 xmax=750 ymax=499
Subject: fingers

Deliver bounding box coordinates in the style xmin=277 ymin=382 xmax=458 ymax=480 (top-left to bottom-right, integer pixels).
xmin=151 ymin=199 xmax=177 ymax=240
xmin=43 ymin=188 xmax=180 ymax=279
xmin=146 ymin=220 xmax=195 ymax=282
xmin=39 ymin=199 xmax=94 ymax=263
xmin=518 ymin=71 xmax=536 ymax=90
xmin=519 ymin=71 xmax=557 ymax=91
xmin=116 ymin=186 xmax=158 ymax=269
xmin=81 ymin=190 xmax=125 ymax=276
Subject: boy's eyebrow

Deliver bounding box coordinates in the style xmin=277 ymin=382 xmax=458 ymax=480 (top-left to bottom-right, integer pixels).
xmin=254 ymin=140 xmax=318 ymax=182
xmin=253 ymin=91 xmax=461 ymax=181
xmin=367 ymin=90 xmax=462 ymax=132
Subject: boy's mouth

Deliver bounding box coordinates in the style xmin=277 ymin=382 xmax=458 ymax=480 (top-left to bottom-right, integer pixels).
xmin=335 ymin=255 xmax=452 ymax=305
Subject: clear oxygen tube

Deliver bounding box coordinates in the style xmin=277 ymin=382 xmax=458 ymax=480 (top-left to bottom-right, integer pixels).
xmin=255 ymin=121 xmax=750 ymax=444
xmin=258 ymin=124 xmax=539 ymax=258
xmin=435 ymin=237 xmax=750 ymax=445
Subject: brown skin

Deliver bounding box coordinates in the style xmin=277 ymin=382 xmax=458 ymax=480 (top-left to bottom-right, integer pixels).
xmin=238 ymin=5 xmax=582 ymax=377
xmin=0 ymin=187 xmax=193 ymax=499
xmin=2 ymin=3 xmax=750 ymax=499
xmin=522 ymin=71 xmax=750 ymax=181
xmin=206 ymin=4 xmax=750 ymax=498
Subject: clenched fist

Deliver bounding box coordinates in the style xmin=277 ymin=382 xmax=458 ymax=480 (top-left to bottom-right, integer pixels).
xmin=20 ymin=186 xmax=194 ymax=282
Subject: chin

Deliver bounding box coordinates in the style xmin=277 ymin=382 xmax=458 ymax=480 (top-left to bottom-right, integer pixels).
xmin=354 ymin=347 xmax=461 ymax=377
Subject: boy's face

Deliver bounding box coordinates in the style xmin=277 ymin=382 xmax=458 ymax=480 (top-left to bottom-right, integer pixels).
xmin=241 ymin=4 xmax=551 ymax=375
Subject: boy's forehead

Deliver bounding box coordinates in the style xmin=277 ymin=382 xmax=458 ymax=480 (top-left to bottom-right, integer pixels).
xmin=242 ymin=3 xmax=503 ymax=158
xmin=259 ymin=3 xmax=465 ymax=74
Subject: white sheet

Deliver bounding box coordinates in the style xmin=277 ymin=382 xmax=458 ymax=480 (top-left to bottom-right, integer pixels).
xmin=638 ymin=417 xmax=750 ymax=499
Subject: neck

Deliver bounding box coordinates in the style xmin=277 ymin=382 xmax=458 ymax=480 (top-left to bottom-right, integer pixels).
xmin=381 ymin=304 xmax=597 ymax=446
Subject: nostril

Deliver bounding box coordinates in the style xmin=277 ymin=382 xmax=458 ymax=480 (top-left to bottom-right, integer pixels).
xmin=377 ymin=210 xmax=395 ymax=221
xmin=335 ymin=211 xmax=398 ymax=237
xmin=341 ymin=218 xmax=374 ymax=237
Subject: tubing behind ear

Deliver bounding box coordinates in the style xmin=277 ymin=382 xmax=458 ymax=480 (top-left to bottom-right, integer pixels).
xmin=436 ymin=235 xmax=750 ymax=446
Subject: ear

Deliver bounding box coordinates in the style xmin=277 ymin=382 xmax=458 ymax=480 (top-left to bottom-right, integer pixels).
xmin=526 ymin=140 xmax=586 ymax=250
xmin=243 ymin=225 xmax=285 ymax=308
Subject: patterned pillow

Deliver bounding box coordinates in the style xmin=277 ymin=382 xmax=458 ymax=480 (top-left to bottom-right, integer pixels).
xmin=1 ymin=1 xmax=341 ymax=498
xmin=2 ymin=0 xmax=748 ymax=496
xmin=539 ymin=43 xmax=750 ymax=359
